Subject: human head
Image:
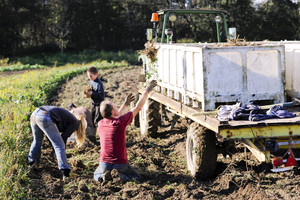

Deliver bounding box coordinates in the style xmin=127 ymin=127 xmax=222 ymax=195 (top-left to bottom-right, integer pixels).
xmin=87 ymin=66 xmax=98 ymax=81
xmin=100 ymin=100 xmax=119 ymax=118
xmin=74 ymin=115 xmax=87 ymax=147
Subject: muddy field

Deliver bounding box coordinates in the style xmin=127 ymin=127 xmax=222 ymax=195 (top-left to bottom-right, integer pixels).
xmin=27 ymin=66 xmax=300 ymax=199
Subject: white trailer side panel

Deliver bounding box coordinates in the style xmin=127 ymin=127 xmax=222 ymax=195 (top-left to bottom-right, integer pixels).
xmin=246 ymin=50 xmax=284 ymax=100
xmin=259 ymin=41 xmax=300 ymax=99
xmin=205 ymin=51 xmax=243 ymax=98
xmin=153 ymin=44 xmax=285 ymax=111
xmin=282 ymin=42 xmax=300 ymax=98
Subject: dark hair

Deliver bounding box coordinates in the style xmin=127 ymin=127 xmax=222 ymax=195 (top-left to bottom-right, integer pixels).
xmin=87 ymin=66 xmax=98 ymax=74
xmin=100 ymin=101 xmax=113 ymax=118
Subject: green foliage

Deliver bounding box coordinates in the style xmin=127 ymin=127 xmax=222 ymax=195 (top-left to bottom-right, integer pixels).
xmin=0 ymin=103 xmax=32 ymax=199
xmin=92 ymin=60 xmax=129 ymax=70
xmin=221 ymin=0 xmax=259 ymax=40
xmin=173 ymin=13 xmax=218 ymax=43
xmin=255 ymin=0 xmax=300 ymax=41
xmin=10 ymin=50 xmax=140 ymax=66
xmin=47 ymin=0 xmax=72 ymax=53
xmin=0 ymin=64 xmax=47 ymax=72
xmin=176 ymin=38 xmax=196 ymax=43
xmin=0 ymin=0 xmax=299 ymax=57
xmin=145 ymin=63 xmax=159 ymax=80
xmin=0 ymin=59 xmax=130 ymax=199
xmin=0 ymin=65 xmax=86 ymax=198
xmin=0 ymin=57 xmax=9 ymax=66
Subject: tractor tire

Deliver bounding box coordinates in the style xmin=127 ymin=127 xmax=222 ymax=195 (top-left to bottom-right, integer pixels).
xmin=139 ymin=98 xmax=160 ymax=137
xmin=186 ymin=122 xmax=217 ymax=180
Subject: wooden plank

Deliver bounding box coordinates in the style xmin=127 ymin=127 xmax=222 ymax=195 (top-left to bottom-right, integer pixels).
xmin=142 ymin=89 xmax=221 ymax=133
xmin=141 ymin=89 xmax=300 ymax=136
xmin=241 ymin=139 xmax=270 ymax=162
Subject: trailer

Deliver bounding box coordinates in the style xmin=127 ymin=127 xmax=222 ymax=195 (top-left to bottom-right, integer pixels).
xmin=138 ymin=9 xmax=300 ymax=180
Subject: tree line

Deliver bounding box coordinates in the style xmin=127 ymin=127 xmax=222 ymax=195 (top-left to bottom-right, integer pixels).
xmin=0 ymin=0 xmax=299 ymax=57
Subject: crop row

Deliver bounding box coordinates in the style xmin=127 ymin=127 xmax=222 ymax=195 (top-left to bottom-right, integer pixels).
xmin=0 ymin=58 xmax=129 ymax=73
xmin=0 ymin=60 xmax=128 ymax=199
xmin=8 ymin=50 xmax=140 ymax=68
xmin=0 ymin=64 xmax=47 ymax=72
xmin=0 ymin=63 xmax=91 ymax=198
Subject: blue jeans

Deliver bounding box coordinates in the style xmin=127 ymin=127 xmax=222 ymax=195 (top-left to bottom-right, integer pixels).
xmin=28 ymin=108 xmax=71 ymax=170
xmin=94 ymin=162 xmax=139 ymax=182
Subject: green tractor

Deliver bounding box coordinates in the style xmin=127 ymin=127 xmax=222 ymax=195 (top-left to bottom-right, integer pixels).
xmin=147 ymin=9 xmax=232 ymax=44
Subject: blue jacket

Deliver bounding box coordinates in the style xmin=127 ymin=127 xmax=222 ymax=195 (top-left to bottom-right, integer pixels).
xmin=89 ymin=77 xmax=105 ymax=105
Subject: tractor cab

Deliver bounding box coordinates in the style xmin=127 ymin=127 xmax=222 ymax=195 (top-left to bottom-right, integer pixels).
xmin=147 ymin=9 xmax=233 ymax=44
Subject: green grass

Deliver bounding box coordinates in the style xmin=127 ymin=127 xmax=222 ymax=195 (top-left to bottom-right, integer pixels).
xmin=0 ymin=64 xmax=48 ymax=72
xmin=8 ymin=49 xmax=141 ymax=67
xmin=0 ymin=59 xmax=130 ymax=199
xmin=0 ymin=64 xmax=89 ymax=199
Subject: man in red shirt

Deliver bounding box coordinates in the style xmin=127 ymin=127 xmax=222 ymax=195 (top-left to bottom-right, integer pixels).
xmin=94 ymin=80 xmax=157 ymax=183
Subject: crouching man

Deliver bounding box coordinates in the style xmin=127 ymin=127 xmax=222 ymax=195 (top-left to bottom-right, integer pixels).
xmin=94 ymin=80 xmax=157 ymax=183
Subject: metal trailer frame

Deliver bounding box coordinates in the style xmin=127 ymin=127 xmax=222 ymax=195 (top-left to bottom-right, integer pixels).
xmin=142 ymin=8 xmax=300 ymax=179
xmin=140 ymin=88 xmax=300 ymax=163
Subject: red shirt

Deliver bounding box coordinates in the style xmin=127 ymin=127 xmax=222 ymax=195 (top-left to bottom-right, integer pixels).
xmin=98 ymin=112 xmax=133 ymax=164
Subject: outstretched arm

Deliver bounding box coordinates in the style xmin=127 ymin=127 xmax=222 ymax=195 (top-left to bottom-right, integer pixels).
xmin=131 ymin=80 xmax=157 ymax=118
xmin=119 ymin=93 xmax=135 ymax=116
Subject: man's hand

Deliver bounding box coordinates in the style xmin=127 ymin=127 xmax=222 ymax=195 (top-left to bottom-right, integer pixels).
xmin=131 ymin=80 xmax=158 ymax=118
xmin=146 ymin=80 xmax=157 ymax=93
xmin=125 ymin=93 xmax=135 ymax=106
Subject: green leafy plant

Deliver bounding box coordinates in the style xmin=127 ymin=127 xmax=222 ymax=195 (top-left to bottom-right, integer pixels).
xmin=9 ymin=50 xmax=140 ymax=67
xmin=0 ymin=59 xmax=128 ymax=199
xmin=0 ymin=57 xmax=9 ymax=66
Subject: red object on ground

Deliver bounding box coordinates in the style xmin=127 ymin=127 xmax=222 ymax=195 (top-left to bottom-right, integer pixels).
xmin=285 ymin=153 xmax=297 ymax=167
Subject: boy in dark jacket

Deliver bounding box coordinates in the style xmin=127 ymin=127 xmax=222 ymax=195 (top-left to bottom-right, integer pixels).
xmin=86 ymin=66 xmax=105 ymax=127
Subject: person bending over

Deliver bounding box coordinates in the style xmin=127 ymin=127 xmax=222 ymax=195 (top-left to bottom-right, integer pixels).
xmin=28 ymin=106 xmax=86 ymax=180
xmin=94 ymin=80 xmax=157 ymax=183
xmin=67 ymin=103 xmax=96 ymax=143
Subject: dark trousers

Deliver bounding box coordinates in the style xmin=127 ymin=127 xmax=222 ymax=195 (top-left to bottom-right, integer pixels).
xmin=91 ymin=103 xmax=103 ymax=127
